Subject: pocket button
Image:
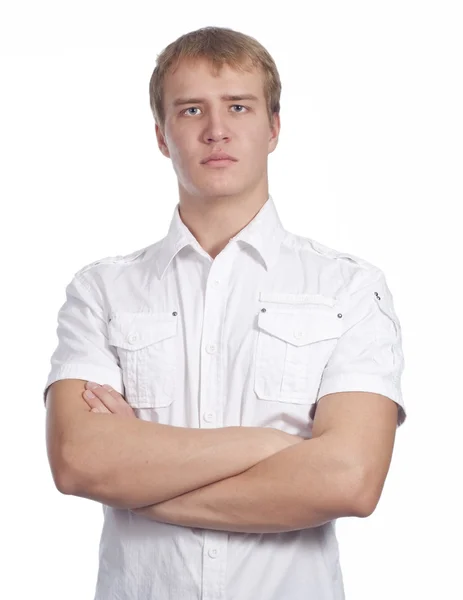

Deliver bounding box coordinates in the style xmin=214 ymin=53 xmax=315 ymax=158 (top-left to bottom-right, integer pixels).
xmin=127 ymin=332 xmax=139 ymax=344
xmin=294 ymin=329 xmax=306 ymax=339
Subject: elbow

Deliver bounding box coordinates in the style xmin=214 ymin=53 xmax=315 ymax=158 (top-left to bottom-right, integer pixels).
xmin=51 ymin=443 xmax=88 ymax=496
xmin=349 ymin=494 xmax=375 ymax=519
xmin=47 ymin=440 xmax=74 ymax=495
xmin=49 ymin=456 xmax=77 ymax=496
xmin=347 ymin=470 xmax=380 ymax=518
xmin=352 ymin=494 xmax=378 ymax=519
xmin=54 ymin=469 xmax=76 ymax=496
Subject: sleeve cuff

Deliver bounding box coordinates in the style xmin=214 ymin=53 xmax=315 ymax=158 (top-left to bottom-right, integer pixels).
xmin=43 ymin=364 xmax=124 ymax=407
xmin=316 ymin=372 xmax=406 ymax=427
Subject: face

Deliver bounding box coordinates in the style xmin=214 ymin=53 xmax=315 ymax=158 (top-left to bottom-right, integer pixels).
xmin=156 ymin=57 xmax=280 ymax=201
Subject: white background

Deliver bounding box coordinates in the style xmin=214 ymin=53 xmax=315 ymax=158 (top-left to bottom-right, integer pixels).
xmin=1 ymin=1 xmax=461 ymax=598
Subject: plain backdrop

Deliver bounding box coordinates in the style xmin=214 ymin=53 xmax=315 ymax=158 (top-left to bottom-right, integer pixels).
xmin=1 ymin=1 xmax=461 ymax=598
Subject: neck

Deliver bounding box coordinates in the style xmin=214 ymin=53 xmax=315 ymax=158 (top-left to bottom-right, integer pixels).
xmin=177 ymin=182 xmax=269 ymax=259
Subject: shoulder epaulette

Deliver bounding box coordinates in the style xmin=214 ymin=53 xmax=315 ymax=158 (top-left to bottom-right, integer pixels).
xmin=74 ymin=244 xmax=152 ymax=278
xmin=74 ymin=255 xmax=125 ymax=277
xmin=309 ymin=239 xmax=376 ymax=270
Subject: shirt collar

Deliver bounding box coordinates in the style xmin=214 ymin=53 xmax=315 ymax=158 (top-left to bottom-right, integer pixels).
xmin=155 ymin=194 xmax=286 ymax=279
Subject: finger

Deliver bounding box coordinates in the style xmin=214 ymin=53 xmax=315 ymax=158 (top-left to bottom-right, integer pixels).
xmin=85 ymin=383 xmax=120 ymax=412
xmin=85 ymin=382 xmax=134 ymax=417
xmin=101 ymin=384 xmax=129 ymax=404
xmin=101 ymin=385 xmax=135 ymax=416
xmin=82 ymin=389 xmax=111 ymax=413
xmin=85 ymin=382 xmax=126 ymax=407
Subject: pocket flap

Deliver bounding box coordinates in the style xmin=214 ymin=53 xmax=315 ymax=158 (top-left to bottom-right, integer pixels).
xmin=257 ymin=309 xmax=342 ymax=347
xmin=108 ymin=312 xmax=178 ymax=350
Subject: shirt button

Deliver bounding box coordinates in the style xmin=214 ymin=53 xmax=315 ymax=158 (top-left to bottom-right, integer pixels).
xmin=204 ymin=412 xmax=215 ymax=423
xmin=205 ymin=344 xmax=217 ymax=354
xmin=211 ymin=279 xmax=220 ymax=288
xmin=208 ymin=548 xmax=219 ymax=558
xmin=127 ymin=332 xmax=139 ymax=344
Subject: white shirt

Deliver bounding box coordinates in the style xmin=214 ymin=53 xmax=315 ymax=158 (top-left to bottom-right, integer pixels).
xmin=44 ymin=194 xmax=406 ymax=600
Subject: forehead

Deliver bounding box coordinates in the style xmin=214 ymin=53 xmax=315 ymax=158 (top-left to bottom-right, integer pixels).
xmin=164 ymin=57 xmax=265 ymax=104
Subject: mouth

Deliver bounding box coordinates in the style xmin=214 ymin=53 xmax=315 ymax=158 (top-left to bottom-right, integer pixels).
xmin=201 ymin=151 xmax=238 ymax=165
xmin=202 ymin=158 xmax=237 ymax=167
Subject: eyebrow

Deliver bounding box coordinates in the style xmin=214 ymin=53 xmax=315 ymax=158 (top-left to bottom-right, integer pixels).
xmin=172 ymin=94 xmax=260 ymax=107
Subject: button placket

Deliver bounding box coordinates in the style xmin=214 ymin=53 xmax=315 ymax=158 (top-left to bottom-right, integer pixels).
xmin=200 ymin=249 xmax=237 ymax=600
xmin=203 ymin=411 xmax=215 ymax=423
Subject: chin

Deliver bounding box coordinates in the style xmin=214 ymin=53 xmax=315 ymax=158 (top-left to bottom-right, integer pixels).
xmin=192 ymin=181 xmax=245 ymax=198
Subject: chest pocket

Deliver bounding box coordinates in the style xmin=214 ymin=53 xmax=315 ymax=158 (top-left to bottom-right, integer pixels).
xmin=108 ymin=311 xmax=179 ymax=408
xmin=254 ymin=308 xmax=342 ymax=404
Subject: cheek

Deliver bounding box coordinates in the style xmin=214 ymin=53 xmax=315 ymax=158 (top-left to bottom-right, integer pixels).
xmin=242 ymin=124 xmax=271 ymax=151
xmin=168 ymin=139 xmax=202 ymax=184
xmin=241 ymin=138 xmax=270 ymax=170
xmin=168 ymin=136 xmax=194 ymax=168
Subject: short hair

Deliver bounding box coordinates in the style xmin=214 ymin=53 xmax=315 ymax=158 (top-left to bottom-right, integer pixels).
xmin=149 ymin=26 xmax=282 ymax=132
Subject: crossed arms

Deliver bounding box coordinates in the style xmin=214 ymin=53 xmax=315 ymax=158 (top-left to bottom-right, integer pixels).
xmin=48 ymin=380 xmax=398 ymax=534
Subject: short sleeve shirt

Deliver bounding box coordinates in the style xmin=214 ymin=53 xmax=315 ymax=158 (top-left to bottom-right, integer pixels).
xmin=44 ymin=194 xmax=406 ymax=600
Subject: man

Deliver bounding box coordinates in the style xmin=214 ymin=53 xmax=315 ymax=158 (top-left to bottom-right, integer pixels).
xmin=44 ymin=25 xmax=406 ymax=600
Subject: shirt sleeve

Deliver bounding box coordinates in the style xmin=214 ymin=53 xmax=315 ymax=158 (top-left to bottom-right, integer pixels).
xmin=311 ymin=267 xmax=407 ymax=428
xmin=43 ymin=272 xmax=123 ymax=407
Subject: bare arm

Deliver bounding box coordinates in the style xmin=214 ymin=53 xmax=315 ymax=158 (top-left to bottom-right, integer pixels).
xmin=131 ymin=391 xmax=396 ymax=533
xmin=65 ymin=414 xmax=283 ymax=510
xmin=132 ymin=432 xmax=362 ymax=533
xmin=51 ymin=381 xmax=290 ymax=510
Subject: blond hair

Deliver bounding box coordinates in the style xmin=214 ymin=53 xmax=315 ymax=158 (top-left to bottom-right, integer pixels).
xmin=149 ymin=26 xmax=281 ymax=132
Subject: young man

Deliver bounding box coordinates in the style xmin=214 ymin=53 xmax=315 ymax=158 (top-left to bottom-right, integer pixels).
xmin=44 ymin=26 xmax=406 ymax=600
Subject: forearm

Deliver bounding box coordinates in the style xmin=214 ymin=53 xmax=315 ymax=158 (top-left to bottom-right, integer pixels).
xmin=64 ymin=413 xmax=277 ymax=509
xmin=133 ymin=434 xmax=363 ymax=533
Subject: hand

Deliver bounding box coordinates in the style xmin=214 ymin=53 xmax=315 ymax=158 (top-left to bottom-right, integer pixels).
xmin=82 ymin=381 xmax=136 ymax=418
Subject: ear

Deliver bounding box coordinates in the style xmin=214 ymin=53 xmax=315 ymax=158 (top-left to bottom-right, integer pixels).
xmin=155 ymin=122 xmax=171 ymax=158
xmin=268 ymin=112 xmax=280 ymax=154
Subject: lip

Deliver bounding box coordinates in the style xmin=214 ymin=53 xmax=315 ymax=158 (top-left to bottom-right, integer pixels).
xmin=201 ymin=152 xmax=237 ymax=164
xmin=202 ymin=158 xmax=236 ymax=167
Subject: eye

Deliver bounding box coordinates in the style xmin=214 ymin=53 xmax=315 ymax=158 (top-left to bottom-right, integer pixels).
xmin=182 ymin=104 xmax=249 ymax=116
xmin=183 ymin=107 xmax=201 ymax=116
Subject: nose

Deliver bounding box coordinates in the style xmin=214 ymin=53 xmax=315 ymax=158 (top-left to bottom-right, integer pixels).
xmin=202 ymin=110 xmax=231 ymax=144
